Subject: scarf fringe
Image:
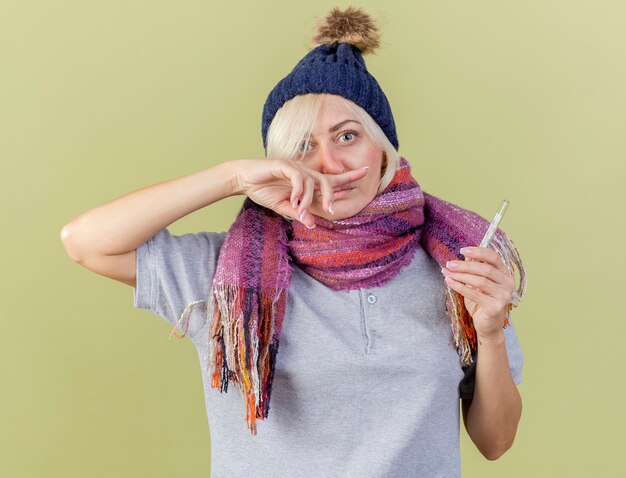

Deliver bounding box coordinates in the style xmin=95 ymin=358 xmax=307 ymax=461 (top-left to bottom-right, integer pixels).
xmin=208 ymin=283 xmax=284 ymax=435
xmin=448 ymin=228 xmax=528 ymax=365
xmin=168 ymin=299 xmax=206 ymax=340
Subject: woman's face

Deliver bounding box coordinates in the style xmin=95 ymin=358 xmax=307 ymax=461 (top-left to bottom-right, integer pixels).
xmin=297 ymin=95 xmax=384 ymax=221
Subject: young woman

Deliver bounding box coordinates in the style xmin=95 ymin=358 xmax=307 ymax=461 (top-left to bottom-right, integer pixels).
xmin=61 ymin=7 xmax=526 ymax=476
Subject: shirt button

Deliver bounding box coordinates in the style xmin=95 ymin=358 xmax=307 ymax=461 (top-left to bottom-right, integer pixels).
xmin=367 ymin=294 xmax=377 ymax=304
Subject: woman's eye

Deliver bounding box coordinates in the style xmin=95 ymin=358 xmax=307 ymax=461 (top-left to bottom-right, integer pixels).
xmin=339 ymin=131 xmax=357 ymax=142
xmin=299 ymin=142 xmax=312 ymax=152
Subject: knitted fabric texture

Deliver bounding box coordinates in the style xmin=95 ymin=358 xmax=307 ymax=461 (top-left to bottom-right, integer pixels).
xmin=261 ymin=42 xmax=398 ymax=151
xmin=171 ymin=158 xmax=527 ymax=435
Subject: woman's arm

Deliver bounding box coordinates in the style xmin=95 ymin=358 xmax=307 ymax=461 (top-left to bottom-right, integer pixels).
xmin=61 ymin=161 xmax=239 ymax=260
xmin=60 ymin=159 xmax=367 ymax=285
xmin=60 ymin=161 xmax=241 ymax=286
xmin=461 ymin=331 xmax=522 ymax=460
xmin=441 ymin=245 xmax=522 ymax=459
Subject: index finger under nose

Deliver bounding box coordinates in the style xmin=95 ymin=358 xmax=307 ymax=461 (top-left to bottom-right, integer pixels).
xmin=326 ymin=166 xmax=370 ymax=187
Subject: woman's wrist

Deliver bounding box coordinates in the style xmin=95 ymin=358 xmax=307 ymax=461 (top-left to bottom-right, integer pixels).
xmin=475 ymin=328 xmax=506 ymax=347
xmin=223 ymin=159 xmax=247 ymax=197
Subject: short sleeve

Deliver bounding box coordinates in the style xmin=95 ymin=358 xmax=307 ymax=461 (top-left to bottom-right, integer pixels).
xmin=458 ymin=317 xmax=524 ymax=400
xmin=133 ymin=227 xmax=227 ymax=343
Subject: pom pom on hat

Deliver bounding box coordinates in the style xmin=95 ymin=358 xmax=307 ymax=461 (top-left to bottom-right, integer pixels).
xmin=312 ymin=6 xmax=380 ymax=54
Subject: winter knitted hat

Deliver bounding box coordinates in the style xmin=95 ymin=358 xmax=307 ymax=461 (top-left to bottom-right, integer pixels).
xmin=261 ymin=6 xmax=398 ymax=150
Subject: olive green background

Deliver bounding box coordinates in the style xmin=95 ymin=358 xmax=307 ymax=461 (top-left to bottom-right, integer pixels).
xmin=2 ymin=1 xmax=624 ymax=476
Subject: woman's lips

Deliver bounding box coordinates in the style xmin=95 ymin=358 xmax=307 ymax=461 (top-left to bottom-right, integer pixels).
xmin=333 ymin=187 xmax=354 ymax=199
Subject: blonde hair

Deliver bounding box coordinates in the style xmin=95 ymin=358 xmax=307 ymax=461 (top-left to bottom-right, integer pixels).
xmin=265 ymin=93 xmax=400 ymax=192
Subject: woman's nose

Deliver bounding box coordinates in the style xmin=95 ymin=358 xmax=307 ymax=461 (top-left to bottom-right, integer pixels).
xmin=318 ymin=143 xmax=345 ymax=174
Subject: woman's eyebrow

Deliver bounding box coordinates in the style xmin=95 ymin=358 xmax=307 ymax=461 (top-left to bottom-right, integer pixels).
xmin=329 ymin=119 xmax=361 ymax=133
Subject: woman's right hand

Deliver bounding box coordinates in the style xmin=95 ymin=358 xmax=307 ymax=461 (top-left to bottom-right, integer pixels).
xmin=231 ymin=159 xmax=369 ymax=228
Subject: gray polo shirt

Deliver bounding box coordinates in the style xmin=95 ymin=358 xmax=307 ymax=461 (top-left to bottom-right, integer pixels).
xmin=134 ymin=228 xmax=523 ymax=477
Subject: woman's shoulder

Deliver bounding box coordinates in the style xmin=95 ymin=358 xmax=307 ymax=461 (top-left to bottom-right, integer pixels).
xmin=134 ymin=228 xmax=230 ymax=340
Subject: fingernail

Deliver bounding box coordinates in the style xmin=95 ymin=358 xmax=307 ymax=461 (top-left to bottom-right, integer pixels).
xmin=305 ymin=223 xmax=316 ymax=229
xmin=292 ymin=199 xmax=298 ymax=209
xmin=299 ymin=210 xmax=307 ymax=221
xmin=446 ymin=261 xmax=458 ymax=269
xmin=360 ymin=166 xmax=370 ymax=170
xmin=460 ymin=247 xmax=469 ymax=254
xmin=328 ymin=202 xmax=334 ymax=215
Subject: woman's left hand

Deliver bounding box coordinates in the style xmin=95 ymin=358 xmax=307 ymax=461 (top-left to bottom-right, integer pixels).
xmin=441 ymin=246 xmax=516 ymax=340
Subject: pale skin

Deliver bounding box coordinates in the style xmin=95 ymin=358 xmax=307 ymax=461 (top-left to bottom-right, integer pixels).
xmin=60 ymin=94 xmax=520 ymax=461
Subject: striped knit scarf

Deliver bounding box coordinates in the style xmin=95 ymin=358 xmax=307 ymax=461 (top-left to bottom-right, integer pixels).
xmin=201 ymin=157 xmax=526 ymax=435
